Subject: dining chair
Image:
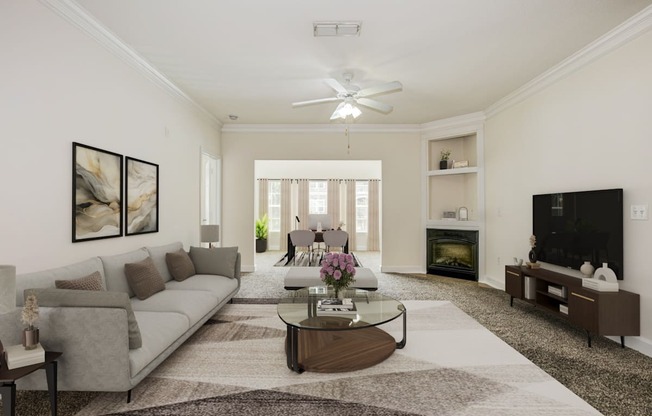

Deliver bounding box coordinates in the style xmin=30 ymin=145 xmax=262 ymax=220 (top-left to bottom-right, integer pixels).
xmin=289 ymin=230 xmax=316 ymax=265
xmin=323 ymin=230 xmax=348 ymax=253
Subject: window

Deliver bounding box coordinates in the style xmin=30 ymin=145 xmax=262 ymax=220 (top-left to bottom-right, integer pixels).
xmin=268 ymin=180 xmax=281 ymax=232
xmin=309 ymin=180 xmax=327 ymax=214
xmin=356 ymin=181 xmax=368 ymax=232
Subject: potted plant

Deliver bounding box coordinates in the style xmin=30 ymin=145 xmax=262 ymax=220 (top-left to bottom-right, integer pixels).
xmin=255 ymin=213 xmax=269 ymax=253
xmin=21 ymin=294 xmax=39 ymax=350
xmin=440 ymin=149 xmax=451 ymax=170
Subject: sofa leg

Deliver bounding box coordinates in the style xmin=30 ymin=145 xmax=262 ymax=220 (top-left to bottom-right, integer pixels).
xmin=127 ymin=389 xmax=132 ymax=403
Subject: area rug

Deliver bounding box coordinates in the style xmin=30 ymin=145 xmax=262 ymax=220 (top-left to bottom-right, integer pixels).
xmin=64 ymin=301 xmax=599 ymax=415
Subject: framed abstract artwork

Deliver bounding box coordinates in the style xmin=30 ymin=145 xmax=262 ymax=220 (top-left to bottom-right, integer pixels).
xmin=125 ymin=156 xmax=159 ymax=235
xmin=72 ymin=142 xmax=123 ymax=242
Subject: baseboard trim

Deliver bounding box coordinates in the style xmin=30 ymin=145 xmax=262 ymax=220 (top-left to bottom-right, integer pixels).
xmin=605 ymin=335 xmax=652 ymax=358
xmin=480 ymin=275 xmax=504 ymax=290
xmin=380 ymin=266 xmax=424 ymax=274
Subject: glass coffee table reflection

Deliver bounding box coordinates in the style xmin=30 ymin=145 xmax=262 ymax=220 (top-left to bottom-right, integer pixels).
xmin=277 ymin=287 xmax=406 ymax=373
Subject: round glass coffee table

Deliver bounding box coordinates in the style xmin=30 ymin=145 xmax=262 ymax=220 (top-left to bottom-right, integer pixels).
xmin=277 ymin=287 xmax=406 ymax=373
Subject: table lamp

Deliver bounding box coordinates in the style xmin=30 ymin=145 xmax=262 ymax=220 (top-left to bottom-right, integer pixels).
xmin=0 ymin=265 xmax=16 ymax=368
xmin=201 ymin=225 xmax=220 ymax=248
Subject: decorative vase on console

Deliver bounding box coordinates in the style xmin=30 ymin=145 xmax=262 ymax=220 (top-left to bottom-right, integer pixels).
xmin=580 ymin=261 xmax=595 ymax=277
xmin=527 ymin=234 xmax=538 ymax=266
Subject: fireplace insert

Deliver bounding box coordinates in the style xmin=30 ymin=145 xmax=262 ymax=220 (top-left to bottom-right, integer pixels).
xmin=427 ymin=229 xmax=478 ymax=281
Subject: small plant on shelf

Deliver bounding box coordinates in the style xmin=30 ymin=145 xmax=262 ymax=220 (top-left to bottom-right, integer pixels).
xmin=439 ymin=149 xmax=451 ymax=170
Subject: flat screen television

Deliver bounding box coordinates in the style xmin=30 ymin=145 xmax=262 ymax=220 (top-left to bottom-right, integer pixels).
xmin=532 ymin=188 xmax=623 ymax=279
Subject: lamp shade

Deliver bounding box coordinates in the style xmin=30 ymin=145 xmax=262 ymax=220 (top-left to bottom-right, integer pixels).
xmin=201 ymin=224 xmax=220 ymax=243
xmin=0 ymin=265 xmax=16 ymax=314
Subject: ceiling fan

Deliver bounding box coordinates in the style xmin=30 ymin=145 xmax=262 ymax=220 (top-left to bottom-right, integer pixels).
xmin=292 ymin=73 xmax=402 ymax=120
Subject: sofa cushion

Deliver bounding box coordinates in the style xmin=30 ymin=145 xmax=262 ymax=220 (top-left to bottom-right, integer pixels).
xmin=166 ymin=274 xmax=239 ymax=301
xmin=100 ymin=248 xmax=149 ymax=297
xmin=24 ymin=288 xmax=142 ymax=349
xmin=165 ymin=249 xmax=196 ymax=281
xmin=145 ymin=242 xmax=184 ymax=283
xmin=129 ymin=310 xmax=189 ymax=377
xmin=189 ymin=246 xmax=238 ymax=278
xmin=124 ymin=257 xmax=166 ymax=300
xmin=15 ymin=257 xmax=105 ymax=306
xmin=55 ymin=271 xmax=104 ymax=291
xmin=130 ymin=289 xmax=217 ymax=327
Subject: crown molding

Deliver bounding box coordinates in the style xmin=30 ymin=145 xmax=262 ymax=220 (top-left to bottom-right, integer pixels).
xmin=485 ymin=5 xmax=652 ymax=119
xmin=420 ymin=112 xmax=485 ymax=138
xmin=221 ymin=123 xmax=422 ymax=134
xmin=39 ymin=0 xmax=222 ymax=130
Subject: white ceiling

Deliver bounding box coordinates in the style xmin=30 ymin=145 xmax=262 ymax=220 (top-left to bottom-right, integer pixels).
xmin=74 ymin=0 xmax=652 ymax=125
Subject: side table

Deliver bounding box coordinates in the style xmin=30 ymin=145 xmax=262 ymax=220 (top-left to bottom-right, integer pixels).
xmin=1 ymin=350 xmax=62 ymax=416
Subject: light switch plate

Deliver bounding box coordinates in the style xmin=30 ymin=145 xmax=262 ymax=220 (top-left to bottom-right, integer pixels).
xmin=631 ymin=204 xmax=648 ymax=220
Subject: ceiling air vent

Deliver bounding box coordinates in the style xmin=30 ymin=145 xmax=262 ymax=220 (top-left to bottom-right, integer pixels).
xmin=313 ymin=21 xmax=362 ymax=37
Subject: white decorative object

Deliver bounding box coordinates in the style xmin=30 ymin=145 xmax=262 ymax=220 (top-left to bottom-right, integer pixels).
xmin=582 ymin=262 xmax=619 ymax=291
xmin=524 ymin=277 xmax=536 ymax=300
xmin=559 ymin=304 xmax=569 ymax=315
xmin=594 ymin=262 xmax=618 ymax=282
xmin=580 ymin=261 xmax=595 ymax=277
xmin=0 ymin=265 xmax=16 ymax=315
xmin=4 ymin=343 xmax=45 ymax=370
xmin=582 ymin=278 xmax=619 ymax=292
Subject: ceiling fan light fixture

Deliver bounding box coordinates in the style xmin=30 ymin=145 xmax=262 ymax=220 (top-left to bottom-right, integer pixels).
xmin=313 ymin=21 xmax=361 ymax=37
xmin=332 ymin=102 xmax=361 ymax=120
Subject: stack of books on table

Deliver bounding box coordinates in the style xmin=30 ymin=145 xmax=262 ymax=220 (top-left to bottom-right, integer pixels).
xmin=316 ymin=298 xmax=357 ymax=316
xmin=4 ymin=343 xmax=45 ymax=370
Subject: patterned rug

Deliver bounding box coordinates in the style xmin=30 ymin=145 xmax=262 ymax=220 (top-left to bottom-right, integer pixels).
xmin=274 ymin=252 xmax=362 ymax=268
xmin=48 ymin=301 xmax=599 ymax=415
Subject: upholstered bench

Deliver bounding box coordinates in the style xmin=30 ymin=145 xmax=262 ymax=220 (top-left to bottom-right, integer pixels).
xmin=284 ymin=267 xmax=378 ymax=291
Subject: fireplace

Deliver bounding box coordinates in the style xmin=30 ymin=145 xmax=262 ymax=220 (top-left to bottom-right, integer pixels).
xmin=427 ymin=228 xmax=478 ymax=281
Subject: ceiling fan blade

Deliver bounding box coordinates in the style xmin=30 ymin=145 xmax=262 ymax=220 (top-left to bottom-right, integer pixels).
xmin=356 ymin=97 xmax=393 ymax=114
xmin=325 ymin=78 xmax=349 ymax=95
xmin=356 ymin=81 xmax=403 ymax=98
xmin=292 ymin=97 xmax=340 ymax=107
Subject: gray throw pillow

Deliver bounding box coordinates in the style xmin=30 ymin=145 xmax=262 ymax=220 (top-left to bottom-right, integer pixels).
xmin=189 ymin=246 xmax=238 ymax=278
xmin=165 ymin=249 xmax=196 ymax=281
xmin=55 ymin=271 xmax=105 ymax=291
xmin=124 ymin=256 xmax=165 ymax=300
xmin=25 ymin=288 xmax=142 ymax=349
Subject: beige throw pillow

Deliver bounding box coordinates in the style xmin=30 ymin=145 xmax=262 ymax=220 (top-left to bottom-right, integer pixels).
xmin=189 ymin=246 xmax=238 ymax=278
xmin=124 ymin=256 xmax=165 ymax=300
xmin=55 ymin=270 xmax=105 ymax=291
xmin=165 ymin=249 xmax=196 ymax=281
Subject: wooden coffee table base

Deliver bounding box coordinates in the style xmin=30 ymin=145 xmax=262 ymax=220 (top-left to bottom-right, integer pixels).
xmin=288 ymin=322 xmax=396 ymax=373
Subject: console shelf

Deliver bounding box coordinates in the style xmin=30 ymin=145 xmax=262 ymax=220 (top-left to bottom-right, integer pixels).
xmin=505 ymin=265 xmax=640 ymax=347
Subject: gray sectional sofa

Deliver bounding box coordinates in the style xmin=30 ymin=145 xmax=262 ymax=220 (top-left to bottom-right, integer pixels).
xmin=0 ymin=242 xmax=240 ymax=398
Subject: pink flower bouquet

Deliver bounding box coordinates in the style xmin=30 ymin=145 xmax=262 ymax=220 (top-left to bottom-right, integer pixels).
xmin=320 ymin=252 xmax=356 ymax=297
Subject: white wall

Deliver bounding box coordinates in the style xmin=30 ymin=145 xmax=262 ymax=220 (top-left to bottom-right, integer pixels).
xmin=255 ymin=160 xmax=382 ymax=180
xmin=222 ymin=130 xmax=421 ymax=272
xmin=484 ymin=30 xmax=652 ymax=352
xmin=0 ymin=0 xmax=220 ymax=273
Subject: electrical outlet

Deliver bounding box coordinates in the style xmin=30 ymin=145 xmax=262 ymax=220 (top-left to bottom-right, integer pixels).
xmin=631 ymin=204 xmax=648 ymax=220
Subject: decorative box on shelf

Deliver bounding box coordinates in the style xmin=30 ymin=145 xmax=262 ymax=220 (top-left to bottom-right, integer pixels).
xmin=524 ymin=277 xmax=536 ymax=300
xmin=559 ymin=304 xmax=569 ymax=315
xmin=582 ymin=278 xmax=619 ymax=292
xmin=547 ymin=285 xmax=567 ymax=299
xmin=4 ymin=343 xmax=45 ymax=369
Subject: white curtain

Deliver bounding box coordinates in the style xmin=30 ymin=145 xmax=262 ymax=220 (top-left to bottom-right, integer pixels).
xmin=368 ymin=179 xmax=380 ymax=251
xmin=257 ymin=179 xmax=268 ymax=219
xmin=297 ymin=179 xmax=309 ymax=230
xmin=345 ymin=179 xmax=357 ymax=251
xmin=327 ymin=179 xmax=340 ymax=230
xmin=280 ymin=179 xmax=292 ymax=251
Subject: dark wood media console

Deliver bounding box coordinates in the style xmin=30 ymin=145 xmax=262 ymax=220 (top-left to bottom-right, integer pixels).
xmin=505 ymin=265 xmax=640 ymax=347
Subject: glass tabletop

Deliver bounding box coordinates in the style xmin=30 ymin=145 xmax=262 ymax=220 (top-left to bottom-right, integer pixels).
xmin=277 ymin=287 xmax=405 ymax=330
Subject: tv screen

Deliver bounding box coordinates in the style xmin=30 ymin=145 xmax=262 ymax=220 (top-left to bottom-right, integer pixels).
xmin=533 ymin=188 xmax=623 ymax=279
